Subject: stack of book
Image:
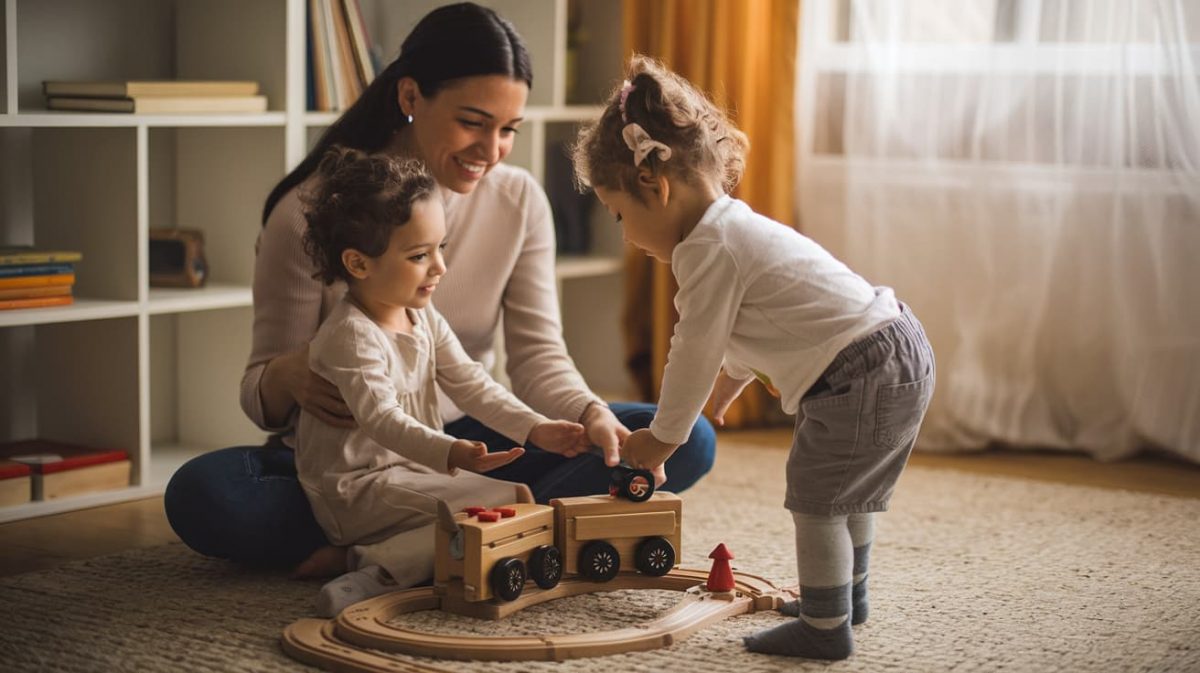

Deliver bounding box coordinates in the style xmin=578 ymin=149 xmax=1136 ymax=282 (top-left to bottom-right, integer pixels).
xmin=308 ymin=0 xmax=379 ymax=111
xmin=0 ymin=247 xmax=81 ymax=311
xmin=0 ymin=440 xmax=131 ymax=502
xmin=42 ymin=80 xmax=267 ymax=114
xmin=0 ymin=460 xmax=32 ymax=507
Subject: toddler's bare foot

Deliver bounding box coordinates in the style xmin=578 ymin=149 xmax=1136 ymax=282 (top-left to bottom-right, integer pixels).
xmin=291 ymin=545 xmax=348 ymax=579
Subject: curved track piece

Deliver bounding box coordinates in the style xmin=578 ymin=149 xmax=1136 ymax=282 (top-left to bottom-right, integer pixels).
xmin=332 ymin=568 xmax=790 ymax=662
xmin=280 ymin=618 xmax=453 ymax=673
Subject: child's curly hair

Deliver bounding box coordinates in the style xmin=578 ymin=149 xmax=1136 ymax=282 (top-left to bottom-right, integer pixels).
xmin=301 ymin=146 xmax=436 ymax=285
xmin=572 ymin=55 xmax=749 ymax=203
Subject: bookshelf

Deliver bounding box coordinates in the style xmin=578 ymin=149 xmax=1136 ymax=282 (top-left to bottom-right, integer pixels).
xmin=0 ymin=0 xmax=627 ymax=523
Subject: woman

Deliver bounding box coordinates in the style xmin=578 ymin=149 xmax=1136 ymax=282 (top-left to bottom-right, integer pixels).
xmin=163 ymin=2 xmax=715 ymax=575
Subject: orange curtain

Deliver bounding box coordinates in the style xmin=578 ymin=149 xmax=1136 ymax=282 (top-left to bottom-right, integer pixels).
xmin=621 ymin=0 xmax=799 ymax=428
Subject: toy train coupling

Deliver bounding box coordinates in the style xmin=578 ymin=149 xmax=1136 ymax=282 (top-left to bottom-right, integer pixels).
xmin=609 ymin=463 xmax=655 ymax=502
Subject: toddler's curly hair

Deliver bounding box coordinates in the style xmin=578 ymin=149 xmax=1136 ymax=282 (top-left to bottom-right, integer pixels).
xmin=572 ymin=55 xmax=749 ymax=203
xmin=301 ymin=146 xmax=436 ymax=285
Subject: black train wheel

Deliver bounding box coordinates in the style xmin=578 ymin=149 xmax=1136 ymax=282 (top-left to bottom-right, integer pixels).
xmin=579 ymin=541 xmax=620 ymax=582
xmin=623 ymin=469 xmax=655 ymax=502
xmin=489 ymin=557 xmax=527 ymax=602
xmin=529 ymin=545 xmax=563 ymax=590
xmin=611 ymin=465 xmax=655 ymax=502
xmin=635 ymin=536 xmax=676 ymax=577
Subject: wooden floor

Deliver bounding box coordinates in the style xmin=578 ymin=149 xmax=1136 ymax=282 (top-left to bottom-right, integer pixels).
xmin=2 ymin=428 xmax=1198 ymax=578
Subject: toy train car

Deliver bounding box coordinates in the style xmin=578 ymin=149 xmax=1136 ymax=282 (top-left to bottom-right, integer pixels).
xmin=435 ymin=492 xmax=682 ymax=603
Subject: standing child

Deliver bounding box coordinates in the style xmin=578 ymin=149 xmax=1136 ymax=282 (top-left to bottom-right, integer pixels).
xmin=573 ymin=57 xmax=934 ymax=660
xmin=297 ymin=147 xmax=585 ymax=615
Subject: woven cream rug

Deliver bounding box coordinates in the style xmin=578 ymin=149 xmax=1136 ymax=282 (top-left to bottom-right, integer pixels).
xmin=2 ymin=442 xmax=1198 ymax=672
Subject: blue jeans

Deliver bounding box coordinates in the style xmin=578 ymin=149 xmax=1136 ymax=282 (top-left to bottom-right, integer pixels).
xmin=164 ymin=402 xmax=715 ymax=567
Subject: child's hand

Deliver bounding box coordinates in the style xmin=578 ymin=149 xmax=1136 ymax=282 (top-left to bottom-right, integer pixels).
xmin=710 ymin=369 xmax=753 ymax=426
xmin=448 ymin=439 xmax=524 ymax=474
xmin=528 ymin=420 xmax=587 ymax=457
xmin=621 ymin=428 xmax=679 ymax=483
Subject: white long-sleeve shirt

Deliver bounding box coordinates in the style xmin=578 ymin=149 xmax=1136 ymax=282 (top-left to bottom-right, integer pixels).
xmin=649 ymin=196 xmax=901 ymax=445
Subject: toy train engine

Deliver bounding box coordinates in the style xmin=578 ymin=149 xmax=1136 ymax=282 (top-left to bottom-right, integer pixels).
xmin=435 ymin=492 xmax=682 ymax=604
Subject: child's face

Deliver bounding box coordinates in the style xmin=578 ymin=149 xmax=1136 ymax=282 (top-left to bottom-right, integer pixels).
xmin=594 ymin=185 xmax=675 ymax=263
xmin=356 ymin=198 xmax=447 ymax=310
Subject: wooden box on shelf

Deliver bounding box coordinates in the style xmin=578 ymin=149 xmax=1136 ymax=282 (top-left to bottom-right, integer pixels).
xmin=0 ymin=439 xmax=131 ymax=501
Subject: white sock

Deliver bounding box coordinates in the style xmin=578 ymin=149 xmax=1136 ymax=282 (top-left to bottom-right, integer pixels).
xmin=315 ymin=564 xmax=396 ymax=618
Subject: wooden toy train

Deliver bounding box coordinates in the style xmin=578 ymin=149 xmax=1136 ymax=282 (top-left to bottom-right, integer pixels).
xmin=435 ymin=489 xmax=682 ymax=604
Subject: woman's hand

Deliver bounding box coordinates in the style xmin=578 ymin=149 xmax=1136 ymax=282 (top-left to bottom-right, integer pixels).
xmin=448 ymin=439 xmax=524 ymax=474
xmin=621 ymin=428 xmax=676 ymax=486
xmin=710 ymin=369 xmax=753 ymax=427
xmin=261 ymin=345 xmax=356 ymax=429
xmin=578 ymin=402 xmax=631 ymax=467
xmin=527 ymin=420 xmax=586 ymax=457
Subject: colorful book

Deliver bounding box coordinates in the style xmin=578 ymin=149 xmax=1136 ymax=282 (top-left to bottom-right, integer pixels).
xmin=0 ymin=295 xmax=74 ymax=310
xmin=0 ymin=285 xmax=72 ymax=300
xmin=0 ymin=440 xmax=130 ymax=501
xmin=47 ymin=95 xmax=268 ymax=114
xmin=0 ymin=460 xmax=32 ymax=507
xmin=0 ymin=273 xmax=74 ymax=290
xmin=43 ymin=80 xmax=259 ymax=98
xmin=0 ymin=263 xmax=75 ymax=278
xmin=0 ymin=247 xmax=82 ymax=266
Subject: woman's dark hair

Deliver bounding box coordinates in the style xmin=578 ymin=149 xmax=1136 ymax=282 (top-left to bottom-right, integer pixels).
xmin=301 ymin=146 xmax=436 ymax=285
xmin=263 ymin=2 xmax=532 ymax=223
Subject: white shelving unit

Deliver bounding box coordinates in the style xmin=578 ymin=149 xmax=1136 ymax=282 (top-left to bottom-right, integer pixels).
xmin=0 ymin=0 xmax=627 ymax=523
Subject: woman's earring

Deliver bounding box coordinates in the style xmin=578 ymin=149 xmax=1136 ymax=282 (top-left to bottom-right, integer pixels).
xmin=406 ymin=113 xmax=413 ymax=124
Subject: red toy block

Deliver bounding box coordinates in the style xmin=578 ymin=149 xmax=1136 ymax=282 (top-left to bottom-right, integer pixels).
xmin=463 ymin=506 xmax=488 ymax=516
xmin=494 ymin=507 xmax=517 ymax=518
xmin=476 ymin=511 xmax=500 ymax=522
xmin=706 ymin=543 xmax=735 ymax=592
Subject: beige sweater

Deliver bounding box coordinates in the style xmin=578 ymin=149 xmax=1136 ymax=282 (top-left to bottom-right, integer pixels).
xmin=296 ymin=298 xmax=548 ymax=545
xmin=241 ymin=163 xmax=603 ymax=445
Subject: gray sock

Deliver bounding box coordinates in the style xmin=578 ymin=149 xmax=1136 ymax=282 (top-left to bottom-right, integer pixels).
xmin=850 ymin=542 xmax=871 ymax=624
xmin=779 ymin=581 xmax=867 ymax=621
xmin=746 ymin=583 xmax=853 ymax=660
xmin=315 ymin=565 xmax=396 ymax=618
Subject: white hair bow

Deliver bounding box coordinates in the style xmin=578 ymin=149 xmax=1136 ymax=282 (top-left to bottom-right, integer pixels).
xmin=622 ymin=123 xmax=672 ymax=166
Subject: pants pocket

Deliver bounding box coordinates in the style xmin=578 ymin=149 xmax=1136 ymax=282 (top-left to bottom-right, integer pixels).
xmin=873 ymin=374 xmax=933 ymax=450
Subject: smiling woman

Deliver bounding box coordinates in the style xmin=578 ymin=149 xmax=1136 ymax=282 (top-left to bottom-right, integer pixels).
xmin=161 ymin=1 xmax=716 ymax=584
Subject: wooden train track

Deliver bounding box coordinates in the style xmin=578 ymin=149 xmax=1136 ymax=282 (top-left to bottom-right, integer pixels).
xmin=281 ymin=568 xmax=792 ymax=671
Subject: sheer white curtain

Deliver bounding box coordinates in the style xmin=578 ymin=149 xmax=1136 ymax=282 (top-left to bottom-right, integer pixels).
xmin=798 ymin=0 xmax=1200 ymax=461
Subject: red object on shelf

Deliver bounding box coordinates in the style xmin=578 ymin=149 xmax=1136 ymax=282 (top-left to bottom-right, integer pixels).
xmin=494 ymin=507 xmax=516 ymax=518
xmin=463 ymin=506 xmax=488 ymax=516
xmin=706 ymin=543 xmax=735 ymax=592
xmin=0 ymin=439 xmax=126 ymax=474
xmin=476 ymin=511 xmax=500 ymax=522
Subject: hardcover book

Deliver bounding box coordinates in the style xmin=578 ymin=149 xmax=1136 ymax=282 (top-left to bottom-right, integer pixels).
xmin=0 ymin=263 xmax=75 ymax=278
xmin=0 ymin=440 xmax=130 ymax=501
xmin=47 ymin=95 xmax=268 ymax=114
xmin=0 ymin=295 xmax=74 ymax=311
xmin=0 ymin=247 xmax=82 ymax=266
xmin=0 ymin=285 xmax=72 ymax=300
xmin=43 ymin=80 xmax=259 ymax=98
xmin=0 ymin=460 xmax=32 ymax=507
xmin=0 ymin=273 xmax=75 ymax=290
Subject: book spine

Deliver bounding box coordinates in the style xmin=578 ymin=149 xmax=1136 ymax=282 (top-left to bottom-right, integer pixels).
xmin=0 ymin=284 xmax=72 ymax=300
xmin=0 ymin=295 xmax=74 ymax=311
xmin=0 ymin=252 xmax=82 ymax=265
xmin=0 ymin=273 xmax=75 ymax=290
xmin=0 ymin=263 xmax=74 ymax=278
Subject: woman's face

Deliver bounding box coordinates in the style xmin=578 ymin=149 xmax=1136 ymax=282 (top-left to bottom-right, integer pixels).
xmin=403 ymin=74 xmax=529 ymax=194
